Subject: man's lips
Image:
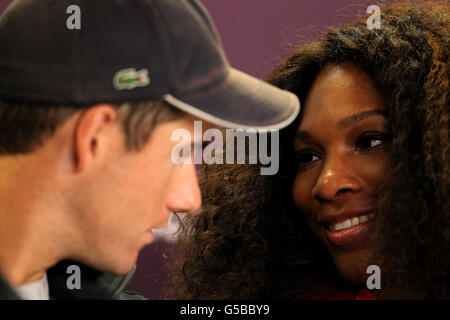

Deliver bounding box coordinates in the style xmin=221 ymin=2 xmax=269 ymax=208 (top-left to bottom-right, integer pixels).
xmin=317 ymin=208 xmax=375 ymax=246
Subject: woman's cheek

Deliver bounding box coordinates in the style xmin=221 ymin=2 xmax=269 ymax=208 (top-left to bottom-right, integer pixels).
xmin=353 ymin=152 xmax=389 ymax=190
xmin=292 ymin=170 xmax=317 ymax=216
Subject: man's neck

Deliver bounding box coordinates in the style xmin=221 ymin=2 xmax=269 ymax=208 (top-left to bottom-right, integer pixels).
xmin=0 ymin=214 xmax=59 ymax=286
xmin=0 ymin=160 xmax=66 ymax=286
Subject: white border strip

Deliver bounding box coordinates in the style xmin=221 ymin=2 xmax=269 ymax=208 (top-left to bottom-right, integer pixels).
xmin=163 ymin=92 xmax=300 ymax=131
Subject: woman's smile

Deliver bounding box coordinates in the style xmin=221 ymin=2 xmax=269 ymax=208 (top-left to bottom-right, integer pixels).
xmin=317 ymin=207 xmax=375 ymax=246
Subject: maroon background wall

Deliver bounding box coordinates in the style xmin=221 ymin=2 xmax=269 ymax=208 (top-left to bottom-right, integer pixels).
xmin=0 ymin=0 xmax=400 ymax=299
xmin=202 ymin=0 xmax=374 ymax=78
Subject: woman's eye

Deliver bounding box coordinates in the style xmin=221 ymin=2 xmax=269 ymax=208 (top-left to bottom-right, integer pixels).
xmin=295 ymin=149 xmax=320 ymax=167
xmin=356 ymin=133 xmax=390 ymax=151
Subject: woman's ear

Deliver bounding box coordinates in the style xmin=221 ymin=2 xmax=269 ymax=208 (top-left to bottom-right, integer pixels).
xmin=74 ymin=104 xmax=118 ymax=172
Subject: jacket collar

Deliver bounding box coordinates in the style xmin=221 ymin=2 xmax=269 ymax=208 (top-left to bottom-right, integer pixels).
xmin=0 ymin=273 xmax=20 ymax=300
xmin=47 ymin=260 xmax=136 ymax=300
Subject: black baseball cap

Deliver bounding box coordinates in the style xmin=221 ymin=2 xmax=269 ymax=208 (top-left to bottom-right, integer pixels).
xmin=0 ymin=0 xmax=300 ymax=129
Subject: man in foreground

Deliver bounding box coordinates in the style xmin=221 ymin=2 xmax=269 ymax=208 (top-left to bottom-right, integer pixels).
xmin=0 ymin=0 xmax=299 ymax=299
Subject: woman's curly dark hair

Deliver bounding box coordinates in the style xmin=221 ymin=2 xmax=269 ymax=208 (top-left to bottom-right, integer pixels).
xmin=167 ymin=1 xmax=449 ymax=299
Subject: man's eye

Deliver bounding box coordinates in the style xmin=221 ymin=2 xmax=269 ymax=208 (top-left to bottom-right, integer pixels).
xmin=356 ymin=133 xmax=390 ymax=151
xmin=295 ymin=149 xmax=320 ymax=168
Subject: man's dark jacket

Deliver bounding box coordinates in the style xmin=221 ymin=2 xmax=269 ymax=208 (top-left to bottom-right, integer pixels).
xmin=0 ymin=260 xmax=145 ymax=300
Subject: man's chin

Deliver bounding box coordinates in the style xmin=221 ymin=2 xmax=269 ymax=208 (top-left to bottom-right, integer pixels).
xmin=108 ymin=264 xmax=135 ymax=276
xmin=95 ymin=252 xmax=139 ymax=276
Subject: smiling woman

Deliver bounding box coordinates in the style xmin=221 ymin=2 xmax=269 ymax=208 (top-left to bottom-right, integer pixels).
xmin=169 ymin=1 xmax=449 ymax=299
xmin=292 ymin=62 xmax=390 ymax=285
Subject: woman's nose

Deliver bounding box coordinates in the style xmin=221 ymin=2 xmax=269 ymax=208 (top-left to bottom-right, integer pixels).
xmin=312 ymin=155 xmax=363 ymax=203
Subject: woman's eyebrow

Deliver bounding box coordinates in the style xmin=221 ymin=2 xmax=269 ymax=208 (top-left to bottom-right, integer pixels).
xmin=295 ymin=109 xmax=387 ymax=140
xmin=295 ymin=130 xmax=313 ymax=141
xmin=338 ymin=109 xmax=386 ymax=129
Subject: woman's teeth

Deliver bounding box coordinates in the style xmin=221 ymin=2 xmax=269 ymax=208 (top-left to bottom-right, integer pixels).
xmin=329 ymin=213 xmax=375 ymax=231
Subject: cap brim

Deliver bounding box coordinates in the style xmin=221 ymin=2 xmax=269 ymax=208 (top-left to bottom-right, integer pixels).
xmin=163 ymin=68 xmax=300 ymax=130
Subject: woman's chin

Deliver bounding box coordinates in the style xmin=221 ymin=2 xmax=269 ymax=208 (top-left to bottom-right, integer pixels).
xmin=331 ymin=251 xmax=373 ymax=285
xmin=336 ymin=267 xmax=367 ymax=285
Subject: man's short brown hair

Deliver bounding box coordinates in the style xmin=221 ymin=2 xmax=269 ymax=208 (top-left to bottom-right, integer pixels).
xmin=0 ymin=100 xmax=185 ymax=155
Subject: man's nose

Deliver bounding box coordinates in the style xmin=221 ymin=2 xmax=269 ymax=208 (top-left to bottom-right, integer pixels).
xmin=166 ymin=162 xmax=202 ymax=214
xmin=312 ymin=153 xmax=363 ymax=203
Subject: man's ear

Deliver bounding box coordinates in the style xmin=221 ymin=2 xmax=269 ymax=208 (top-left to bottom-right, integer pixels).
xmin=74 ymin=104 xmax=118 ymax=172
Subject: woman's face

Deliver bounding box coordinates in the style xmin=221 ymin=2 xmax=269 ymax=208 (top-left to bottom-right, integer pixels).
xmin=292 ymin=62 xmax=389 ymax=284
